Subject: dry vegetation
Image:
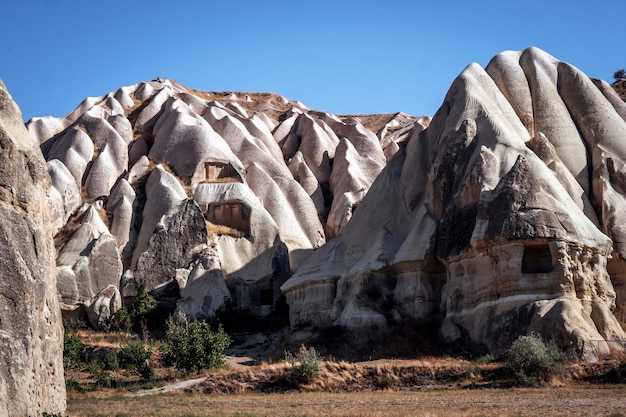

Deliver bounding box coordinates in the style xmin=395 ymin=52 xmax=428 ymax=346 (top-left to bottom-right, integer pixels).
xmin=65 ymin=328 xmax=626 ymax=417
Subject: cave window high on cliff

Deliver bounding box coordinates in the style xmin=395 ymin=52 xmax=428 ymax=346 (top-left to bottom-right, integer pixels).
xmin=522 ymin=244 xmax=553 ymax=274
xmin=203 ymin=161 xmax=241 ymax=182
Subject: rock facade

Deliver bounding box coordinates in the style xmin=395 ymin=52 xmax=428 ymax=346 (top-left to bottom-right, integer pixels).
xmin=0 ymin=80 xmax=65 ymax=415
xmin=28 ymin=80 xmax=426 ymax=322
xmin=282 ymin=48 xmax=626 ymax=360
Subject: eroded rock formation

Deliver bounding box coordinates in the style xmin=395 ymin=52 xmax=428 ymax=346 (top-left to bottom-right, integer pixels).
xmin=0 ymin=80 xmax=65 ymax=416
xmin=282 ymin=47 xmax=626 ymax=360
xmin=29 ymin=80 xmax=426 ymax=323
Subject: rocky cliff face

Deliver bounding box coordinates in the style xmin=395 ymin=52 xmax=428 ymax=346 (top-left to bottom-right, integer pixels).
xmin=0 ymin=80 xmax=65 ymax=415
xmin=28 ymin=80 xmax=427 ymax=324
xmin=282 ymin=47 xmax=626 ymax=360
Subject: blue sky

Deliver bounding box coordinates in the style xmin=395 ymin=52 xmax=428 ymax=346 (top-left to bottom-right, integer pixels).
xmin=1 ymin=0 xmax=623 ymax=121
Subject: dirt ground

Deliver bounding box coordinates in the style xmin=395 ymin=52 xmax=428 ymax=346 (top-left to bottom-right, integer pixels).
xmin=67 ymin=385 xmax=626 ymax=417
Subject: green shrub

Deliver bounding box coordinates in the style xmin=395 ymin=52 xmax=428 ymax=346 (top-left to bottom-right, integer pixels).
xmin=119 ymin=341 xmax=153 ymax=380
xmin=506 ymin=333 xmax=567 ymax=384
xmin=285 ymin=345 xmax=323 ymax=383
xmin=161 ymin=317 xmax=231 ymax=374
xmin=615 ymin=69 xmax=626 ymax=80
xmin=474 ymin=353 xmax=496 ymax=365
xmin=87 ymin=361 xmax=115 ymax=388
xmin=111 ymin=281 xmax=157 ymax=334
xmin=65 ymin=379 xmax=84 ymax=393
xmin=63 ymin=330 xmax=86 ymax=368
xmin=110 ymin=306 xmax=132 ymax=332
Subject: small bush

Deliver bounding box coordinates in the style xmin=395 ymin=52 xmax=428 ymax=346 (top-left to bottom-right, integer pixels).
xmin=615 ymin=69 xmax=626 ymax=80
xmin=118 ymin=341 xmax=153 ymax=380
xmin=285 ymin=345 xmax=323 ymax=383
xmin=65 ymin=379 xmax=84 ymax=393
xmin=474 ymin=353 xmax=496 ymax=365
xmin=63 ymin=330 xmax=86 ymax=368
xmin=87 ymin=361 xmax=115 ymax=388
xmin=161 ymin=317 xmax=231 ymax=374
xmin=377 ymin=374 xmax=397 ymax=389
xmin=506 ymin=333 xmax=567 ymax=384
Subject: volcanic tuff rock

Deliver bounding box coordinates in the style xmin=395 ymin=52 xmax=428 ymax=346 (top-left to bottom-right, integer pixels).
xmin=0 ymin=80 xmax=65 ymax=415
xmin=29 ymin=79 xmax=426 ymax=323
xmin=282 ymin=47 xmax=626 ymax=360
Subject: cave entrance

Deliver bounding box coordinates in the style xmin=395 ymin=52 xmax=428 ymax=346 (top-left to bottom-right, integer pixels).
xmin=522 ymin=244 xmax=553 ymax=274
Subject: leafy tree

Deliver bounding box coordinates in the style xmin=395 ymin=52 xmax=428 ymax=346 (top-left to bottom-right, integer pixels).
xmin=161 ymin=317 xmax=231 ymax=374
xmin=614 ymin=69 xmax=625 ymax=80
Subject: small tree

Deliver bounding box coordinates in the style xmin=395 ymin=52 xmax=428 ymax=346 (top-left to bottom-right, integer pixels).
xmin=111 ymin=281 xmax=157 ymax=334
xmin=614 ymin=69 xmax=625 ymax=80
xmin=161 ymin=317 xmax=231 ymax=374
xmin=506 ymin=333 xmax=567 ymax=384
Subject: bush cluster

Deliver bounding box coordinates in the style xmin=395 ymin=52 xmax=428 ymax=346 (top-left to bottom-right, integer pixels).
xmin=506 ymin=333 xmax=567 ymax=384
xmin=161 ymin=317 xmax=231 ymax=374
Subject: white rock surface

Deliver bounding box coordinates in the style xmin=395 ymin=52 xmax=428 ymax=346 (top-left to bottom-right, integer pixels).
xmin=27 ymin=77 xmax=423 ymax=326
xmin=282 ymin=47 xmax=626 ymax=359
xmin=0 ymin=79 xmax=66 ymax=416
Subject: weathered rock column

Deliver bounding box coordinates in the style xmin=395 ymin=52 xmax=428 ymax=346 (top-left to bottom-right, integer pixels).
xmin=0 ymin=79 xmax=66 ymax=416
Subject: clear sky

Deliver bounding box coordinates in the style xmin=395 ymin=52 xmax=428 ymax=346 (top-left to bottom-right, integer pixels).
xmin=1 ymin=0 xmax=623 ymax=122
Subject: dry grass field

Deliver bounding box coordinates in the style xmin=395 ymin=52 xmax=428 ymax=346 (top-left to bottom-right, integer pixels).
xmin=65 ymin=355 xmax=626 ymax=417
xmin=67 ymin=385 xmax=626 ymax=417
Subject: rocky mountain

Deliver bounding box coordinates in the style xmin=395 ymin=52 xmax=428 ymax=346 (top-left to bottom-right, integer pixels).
xmin=0 ymin=80 xmax=65 ymax=416
xmin=27 ymin=80 xmax=428 ymax=326
xmin=18 ymin=46 xmax=626 ymax=363
xmin=282 ymin=47 xmax=626 ymax=360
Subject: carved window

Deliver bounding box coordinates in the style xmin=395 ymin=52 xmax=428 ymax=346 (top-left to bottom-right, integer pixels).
xmin=206 ymin=201 xmax=251 ymax=235
xmin=522 ymin=244 xmax=553 ymax=274
xmin=202 ymin=161 xmax=241 ymax=182
xmin=260 ymin=289 xmax=273 ymax=306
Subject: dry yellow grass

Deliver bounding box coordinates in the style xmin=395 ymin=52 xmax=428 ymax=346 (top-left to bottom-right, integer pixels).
xmin=205 ymin=220 xmax=245 ymax=239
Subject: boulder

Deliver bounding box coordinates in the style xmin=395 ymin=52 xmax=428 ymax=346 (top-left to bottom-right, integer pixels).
xmin=176 ymin=252 xmax=231 ymax=320
xmin=0 ymin=79 xmax=65 ymax=415
xmin=130 ymin=199 xmax=208 ymax=295
xmin=86 ymin=285 xmax=122 ymax=330
xmin=56 ymin=205 xmax=123 ymax=304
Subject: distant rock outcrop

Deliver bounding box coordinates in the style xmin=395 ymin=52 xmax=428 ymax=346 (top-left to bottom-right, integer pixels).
xmin=282 ymin=47 xmax=626 ymax=360
xmin=0 ymin=80 xmax=65 ymax=415
xmin=28 ymin=80 xmax=426 ymax=323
